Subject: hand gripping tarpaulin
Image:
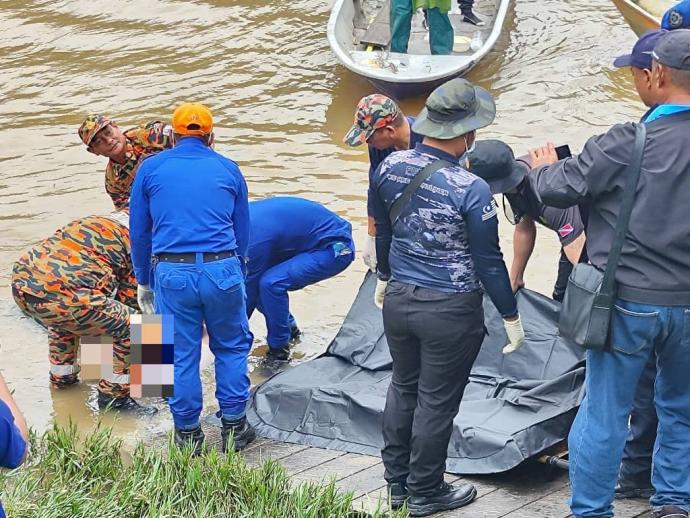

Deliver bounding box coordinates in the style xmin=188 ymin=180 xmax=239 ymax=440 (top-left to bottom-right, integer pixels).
xmin=246 ymin=273 xmax=585 ymax=474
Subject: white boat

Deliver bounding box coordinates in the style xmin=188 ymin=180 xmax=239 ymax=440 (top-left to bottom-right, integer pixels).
xmin=327 ymin=0 xmax=511 ymax=99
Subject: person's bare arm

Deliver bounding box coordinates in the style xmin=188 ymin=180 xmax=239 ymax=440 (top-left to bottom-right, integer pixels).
xmin=510 ymin=217 xmax=537 ymax=292
xmin=367 ymin=216 xmax=376 ymax=237
xmin=0 ymin=372 xmax=28 ymax=463
xmin=563 ymin=232 xmax=586 ymax=264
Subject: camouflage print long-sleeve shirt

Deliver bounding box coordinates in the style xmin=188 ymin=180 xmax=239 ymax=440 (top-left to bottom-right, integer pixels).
xmin=12 ymin=215 xmax=136 ymax=306
xmin=105 ymin=121 xmax=174 ymax=210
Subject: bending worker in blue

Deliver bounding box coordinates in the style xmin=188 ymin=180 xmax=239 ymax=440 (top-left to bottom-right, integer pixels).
xmin=129 ymin=102 xmax=255 ymax=455
xmin=246 ymin=196 xmax=355 ymax=361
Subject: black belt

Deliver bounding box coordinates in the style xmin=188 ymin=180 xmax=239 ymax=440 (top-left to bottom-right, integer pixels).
xmin=156 ymin=251 xmax=235 ymax=264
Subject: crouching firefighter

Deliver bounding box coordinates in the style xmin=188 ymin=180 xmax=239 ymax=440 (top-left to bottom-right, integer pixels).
xmin=11 ymin=211 xmax=156 ymax=415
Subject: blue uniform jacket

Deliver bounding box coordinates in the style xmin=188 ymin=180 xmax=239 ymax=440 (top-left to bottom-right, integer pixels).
xmin=0 ymin=399 xmax=26 ymax=518
xmin=129 ymin=137 xmax=250 ymax=285
xmin=247 ymin=196 xmax=353 ymax=278
xmin=372 ymin=143 xmax=517 ymax=318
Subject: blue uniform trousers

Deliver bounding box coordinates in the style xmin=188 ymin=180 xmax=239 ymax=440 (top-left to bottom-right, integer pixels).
xmin=246 ymin=242 xmax=354 ymax=349
xmin=154 ymin=254 xmax=253 ymax=429
xmin=568 ymin=300 xmax=690 ymax=517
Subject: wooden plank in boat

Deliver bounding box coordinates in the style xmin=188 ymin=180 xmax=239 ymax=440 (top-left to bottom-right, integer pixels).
xmin=360 ymin=0 xmax=391 ymax=48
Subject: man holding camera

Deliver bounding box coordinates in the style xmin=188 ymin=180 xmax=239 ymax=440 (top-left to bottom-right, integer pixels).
xmin=531 ymin=30 xmax=690 ymax=518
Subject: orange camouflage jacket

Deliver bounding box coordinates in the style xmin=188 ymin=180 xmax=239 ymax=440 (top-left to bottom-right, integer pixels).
xmin=105 ymin=121 xmax=174 ymax=210
xmin=12 ymin=215 xmax=136 ymax=306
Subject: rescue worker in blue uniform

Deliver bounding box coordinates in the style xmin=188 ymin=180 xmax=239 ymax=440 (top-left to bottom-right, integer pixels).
xmin=372 ymin=78 xmax=525 ymax=516
xmin=467 ymin=140 xmax=588 ymax=299
xmin=246 ymin=196 xmax=355 ymax=361
xmin=129 ymin=103 xmax=255 ymax=455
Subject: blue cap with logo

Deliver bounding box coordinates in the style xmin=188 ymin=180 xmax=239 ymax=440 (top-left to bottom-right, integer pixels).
xmin=662 ymin=0 xmax=690 ymax=30
xmin=613 ymin=29 xmax=666 ymax=70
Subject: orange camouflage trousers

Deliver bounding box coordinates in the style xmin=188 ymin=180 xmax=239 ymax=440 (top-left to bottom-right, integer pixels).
xmin=12 ymin=287 xmax=135 ymax=398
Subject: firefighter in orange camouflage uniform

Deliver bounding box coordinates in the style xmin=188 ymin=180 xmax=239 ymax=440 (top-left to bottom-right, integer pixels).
xmin=78 ymin=114 xmax=174 ymax=210
xmin=11 ymin=212 xmax=156 ymax=414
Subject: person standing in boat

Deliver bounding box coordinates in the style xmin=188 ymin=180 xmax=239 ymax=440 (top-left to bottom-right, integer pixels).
xmin=391 ymin=0 xmax=454 ymax=55
xmin=344 ymin=94 xmax=423 ymax=273
xmin=78 ymin=114 xmax=174 ymax=210
xmin=372 ymin=78 xmax=524 ymax=516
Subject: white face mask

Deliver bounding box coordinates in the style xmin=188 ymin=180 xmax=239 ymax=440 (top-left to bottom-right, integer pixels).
xmin=460 ymin=135 xmax=475 ymax=168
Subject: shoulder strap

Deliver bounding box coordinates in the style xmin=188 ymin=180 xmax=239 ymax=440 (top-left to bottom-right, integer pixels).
xmin=600 ymin=123 xmax=646 ymax=296
xmin=388 ymin=159 xmax=451 ymax=225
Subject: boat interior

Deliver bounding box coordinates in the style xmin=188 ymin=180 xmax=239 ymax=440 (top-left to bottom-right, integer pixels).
xmin=351 ymin=0 xmax=500 ymax=56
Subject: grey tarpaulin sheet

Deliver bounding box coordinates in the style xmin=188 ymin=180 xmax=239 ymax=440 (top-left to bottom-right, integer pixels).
xmin=246 ymin=273 xmax=585 ymax=474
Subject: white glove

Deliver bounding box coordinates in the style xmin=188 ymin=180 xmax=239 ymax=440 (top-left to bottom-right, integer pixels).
xmin=374 ymin=279 xmax=387 ymax=309
xmin=362 ymin=235 xmax=377 ymax=272
xmin=137 ymin=284 xmax=155 ymax=314
xmin=502 ymin=315 xmax=525 ymax=354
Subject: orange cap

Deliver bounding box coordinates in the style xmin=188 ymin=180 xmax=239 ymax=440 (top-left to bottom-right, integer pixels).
xmin=172 ymin=103 xmax=213 ymax=136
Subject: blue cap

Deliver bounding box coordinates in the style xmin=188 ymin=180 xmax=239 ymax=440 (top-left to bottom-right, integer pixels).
xmin=613 ymin=29 xmax=666 ymax=70
xmin=662 ymin=0 xmax=690 ymax=30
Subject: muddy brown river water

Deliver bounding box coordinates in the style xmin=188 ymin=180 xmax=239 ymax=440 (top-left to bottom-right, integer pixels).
xmin=0 ymin=0 xmax=645 ymax=445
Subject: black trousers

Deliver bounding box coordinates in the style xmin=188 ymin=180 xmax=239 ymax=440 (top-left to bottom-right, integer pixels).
xmin=458 ymin=0 xmax=474 ymax=10
xmin=381 ymin=281 xmax=485 ymax=495
xmin=619 ymin=356 xmax=657 ymax=485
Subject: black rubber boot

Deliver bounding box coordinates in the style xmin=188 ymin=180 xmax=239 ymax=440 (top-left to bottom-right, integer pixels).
xmin=221 ymin=416 xmax=256 ymax=452
xmin=654 ymin=506 xmax=688 ymax=518
xmin=174 ymin=426 xmax=205 ymax=457
xmin=462 ymin=10 xmax=485 ymax=26
xmin=290 ymin=325 xmax=302 ymax=341
xmin=407 ymin=482 xmax=477 ymax=517
xmin=387 ymin=481 xmax=408 ymax=510
xmin=266 ymin=345 xmax=290 ymax=362
xmin=97 ymin=393 xmax=158 ymax=416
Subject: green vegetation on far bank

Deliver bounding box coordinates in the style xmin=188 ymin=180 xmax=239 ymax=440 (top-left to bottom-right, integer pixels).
xmin=1 ymin=422 xmax=406 ymax=518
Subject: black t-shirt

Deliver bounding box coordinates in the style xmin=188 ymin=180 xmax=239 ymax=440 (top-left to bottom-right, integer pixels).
xmin=505 ymin=160 xmax=585 ymax=246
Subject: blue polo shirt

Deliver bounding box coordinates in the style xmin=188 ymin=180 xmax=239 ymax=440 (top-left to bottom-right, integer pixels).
xmin=129 ymin=137 xmax=250 ymax=285
xmin=366 ymin=116 xmax=424 ymax=217
xmin=1 ymin=399 xmax=26 ymax=518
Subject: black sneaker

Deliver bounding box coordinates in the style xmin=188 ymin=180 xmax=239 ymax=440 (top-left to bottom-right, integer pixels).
xmin=97 ymin=393 xmax=158 ymax=415
xmin=266 ymin=345 xmax=290 ymax=362
xmin=615 ymin=480 xmax=654 ymax=499
xmin=462 ymin=10 xmax=485 ymax=26
xmin=387 ymin=481 xmax=408 ymax=510
xmin=407 ymin=482 xmax=477 ymax=517
xmin=654 ymin=506 xmax=688 ymax=518
xmin=290 ymin=325 xmax=302 ymax=341
xmin=174 ymin=426 xmax=205 ymax=456
xmin=221 ymin=416 xmax=256 ymax=452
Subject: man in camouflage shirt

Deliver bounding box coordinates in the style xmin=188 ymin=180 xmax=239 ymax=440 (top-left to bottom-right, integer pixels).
xmin=78 ymin=114 xmax=174 ymax=210
xmin=11 ymin=212 xmax=155 ymax=414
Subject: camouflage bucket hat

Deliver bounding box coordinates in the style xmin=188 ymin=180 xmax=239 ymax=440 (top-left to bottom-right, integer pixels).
xmin=78 ymin=114 xmax=111 ymax=146
xmin=344 ymin=94 xmax=400 ymax=147
xmin=412 ymin=78 xmax=496 ymax=139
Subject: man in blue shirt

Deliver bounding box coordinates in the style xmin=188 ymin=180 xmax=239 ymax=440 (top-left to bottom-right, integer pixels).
xmin=246 ymin=197 xmax=355 ymax=361
xmin=0 ymin=372 xmax=28 ymax=518
xmin=344 ymin=94 xmax=423 ymax=273
xmin=372 ymin=78 xmax=524 ymax=516
xmin=129 ymin=103 xmax=255 ymax=455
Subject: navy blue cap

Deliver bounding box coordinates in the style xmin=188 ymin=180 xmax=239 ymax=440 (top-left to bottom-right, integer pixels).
xmin=662 ymin=0 xmax=690 ymax=30
xmin=613 ymin=29 xmax=666 ymax=70
xmin=653 ymin=28 xmax=690 ymax=70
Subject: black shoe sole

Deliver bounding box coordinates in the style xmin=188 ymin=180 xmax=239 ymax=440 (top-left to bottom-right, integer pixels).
xmin=408 ymin=486 xmax=477 ymax=517
xmin=614 ymin=487 xmax=654 ymax=500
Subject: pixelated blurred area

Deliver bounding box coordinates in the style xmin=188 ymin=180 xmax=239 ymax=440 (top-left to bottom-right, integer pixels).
xmin=129 ymin=314 xmax=174 ymax=399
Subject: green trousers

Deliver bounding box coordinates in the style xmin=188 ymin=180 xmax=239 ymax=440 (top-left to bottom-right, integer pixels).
xmin=390 ymin=0 xmax=454 ymax=55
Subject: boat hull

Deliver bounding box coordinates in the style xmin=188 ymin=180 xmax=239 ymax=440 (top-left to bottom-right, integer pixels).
xmin=367 ymin=61 xmax=476 ymax=99
xmin=611 ymin=0 xmax=661 ymax=35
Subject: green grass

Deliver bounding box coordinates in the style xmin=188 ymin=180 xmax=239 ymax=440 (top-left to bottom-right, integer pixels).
xmin=0 ymin=422 xmax=407 ymax=517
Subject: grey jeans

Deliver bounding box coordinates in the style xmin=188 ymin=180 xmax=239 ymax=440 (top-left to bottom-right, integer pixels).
xmin=381 ymin=280 xmax=485 ymax=495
